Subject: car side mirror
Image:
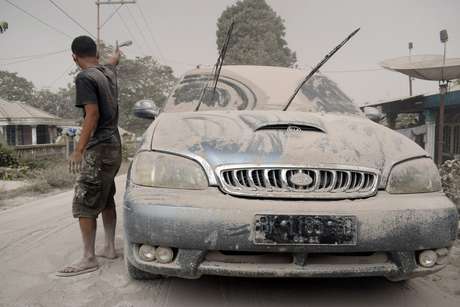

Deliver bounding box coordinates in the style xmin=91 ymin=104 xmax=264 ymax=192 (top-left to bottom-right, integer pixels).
xmin=363 ymin=107 xmax=384 ymax=122
xmin=133 ymin=99 xmax=160 ymax=120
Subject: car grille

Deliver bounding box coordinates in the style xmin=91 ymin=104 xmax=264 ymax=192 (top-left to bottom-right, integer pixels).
xmin=217 ymin=165 xmax=379 ymax=199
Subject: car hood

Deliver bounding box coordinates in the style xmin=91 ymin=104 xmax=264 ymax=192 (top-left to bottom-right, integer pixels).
xmin=149 ymin=111 xmax=428 ymax=186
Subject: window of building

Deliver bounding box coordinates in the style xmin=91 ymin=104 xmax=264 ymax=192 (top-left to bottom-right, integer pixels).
xmin=6 ymin=126 xmax=16 ymax=146
xmin=36 ymin=125 xmax=50 ymax=144
xmin=443 ymin=124 xmax=460 ymax=157
xmin=454 ymin=126 xmax=460 ymax=155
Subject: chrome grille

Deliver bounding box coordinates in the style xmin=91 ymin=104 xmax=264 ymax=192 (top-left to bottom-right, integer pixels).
xmin=217 ymin=165 xmax=379 ymax=199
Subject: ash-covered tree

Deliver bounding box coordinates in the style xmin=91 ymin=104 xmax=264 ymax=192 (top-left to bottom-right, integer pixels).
xmin=0 ymin=70 xmax=34 ymax=102
xmin=217 ymin=0 xmax=296 ymax=67
xmin=90 ymin=43 xmax=177 ymax=134
xmin=32 ymin=86 xmax=79 ymax=119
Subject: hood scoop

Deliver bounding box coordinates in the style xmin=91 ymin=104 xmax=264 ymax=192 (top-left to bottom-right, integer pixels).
xmin=255 ymin=121 xmax=326 ymax=133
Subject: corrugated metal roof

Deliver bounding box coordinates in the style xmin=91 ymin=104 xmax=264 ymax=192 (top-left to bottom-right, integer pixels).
xmin=0 ymin=98 xmax=76 ymax=126
xmin=0 ymin=98 xmax=59 ymax=120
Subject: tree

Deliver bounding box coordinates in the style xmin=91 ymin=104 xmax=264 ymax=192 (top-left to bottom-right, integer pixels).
xmin=97 ymin=43 xmax=178 ymax=134
xmin=32 ymin=86 xmax=80 ymax=119
xmin=0 ymin=21 xmax=7 ymax=34
xmin=216 ymin=0 xmax=296 ymax=67
xmin=0 ymin=70 xmax=34 ymax=102
xmin=29 ymin=42 xmax=177 ymax=134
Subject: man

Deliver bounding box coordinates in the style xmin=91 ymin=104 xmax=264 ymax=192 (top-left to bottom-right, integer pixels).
xmin=57 ymin=36 xmax=122 ymax=277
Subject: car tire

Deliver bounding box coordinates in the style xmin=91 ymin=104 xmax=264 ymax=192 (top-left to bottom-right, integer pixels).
xmin=385 ymin=276 xmax=410 ymax=283
xmin=125 ymin=258 xmax=162 ymax=280
xmin=124 ymin=242 xmax=162 ymax=280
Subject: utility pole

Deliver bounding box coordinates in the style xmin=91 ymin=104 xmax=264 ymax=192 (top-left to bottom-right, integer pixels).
xmin=95 ymin=1 xmax=136 ymax=53
xmin=437 ymin=29 xmax=449 ymax=166
xmin=408 ymin=42 xmax=413 ymax=96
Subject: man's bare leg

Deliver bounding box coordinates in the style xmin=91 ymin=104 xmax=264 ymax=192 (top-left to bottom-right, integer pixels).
xmin=96 ymin=206 xmax=117 ymax=259
xmin=57 ymin=218 xmax=98 ymax=275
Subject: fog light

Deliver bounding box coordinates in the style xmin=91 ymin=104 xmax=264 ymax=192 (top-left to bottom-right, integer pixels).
xmin=155 ymin=246 xmax=174 ymax=264
xmin=419 ymin=250 xmax=438 ymax=268
xmin=435 ymin=248 xmax=449 ymax=257
xmin=139 ymin=244 xmax=156 ymax=262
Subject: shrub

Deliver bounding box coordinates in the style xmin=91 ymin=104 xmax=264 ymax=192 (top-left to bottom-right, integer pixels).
xmin=440 ymin=159 xmax=460 ymax=212
xmin=40 ymin=162 xmax=77 ymax=189
xmin=0 ymin=143 xmax=19 ymax=168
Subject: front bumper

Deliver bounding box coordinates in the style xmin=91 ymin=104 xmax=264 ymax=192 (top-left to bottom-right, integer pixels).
xmin=123 ymin=186 xmax=458 ymax=279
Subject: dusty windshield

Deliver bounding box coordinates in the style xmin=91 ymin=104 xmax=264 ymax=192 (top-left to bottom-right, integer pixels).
xmin=164 ymin=69 xmax=362 ymax=115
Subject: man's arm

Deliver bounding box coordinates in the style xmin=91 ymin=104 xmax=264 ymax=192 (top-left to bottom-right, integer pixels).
xmin=107 ymin=46 xmax=122 ymax=66
xmin=69 ymin=104 xmax=99 ymax=173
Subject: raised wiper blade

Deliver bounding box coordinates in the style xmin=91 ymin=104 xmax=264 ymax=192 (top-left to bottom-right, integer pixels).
xmin=195 ymin=21 xmax=235 ymax=112
xmin=283 ymin=28 xmax=360 ymax=111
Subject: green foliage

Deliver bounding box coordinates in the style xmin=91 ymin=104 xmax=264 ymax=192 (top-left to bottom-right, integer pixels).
xmin=0 ymin=143 xmax=19 ymax=168
xmin=0 ymin=70 xmax=34 ymax=102
xmin=217 ymin=0 xmax=296 ymax=67
xmin=0 ymin=21 xmax=7 ymax=33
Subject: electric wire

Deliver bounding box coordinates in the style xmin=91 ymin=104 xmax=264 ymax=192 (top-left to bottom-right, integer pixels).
xmin=125 ymin=4 xmax=155 ymax=57
xmin=135 ymin=1 xmax=164 ymax=62
xmin=3 ymin=0 xmax=72 ymax=38
xmin=0 ymin=49 xmax=69 ymax=66
xmin=47 ymin=0 xmax=95 ymax=38
xmin=46 ymin=62 xmax=75 ymax=88
xmin=0 ymin=49 xmax=70 ymax=61
xmin=100 ymin=4 xmax=124 ymax=29
xmin=116 ymin=9 xmax=147 ymax=56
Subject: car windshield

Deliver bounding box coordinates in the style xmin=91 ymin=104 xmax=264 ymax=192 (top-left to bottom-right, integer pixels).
xmin=164 ymin=67 xmax=361 ymax=115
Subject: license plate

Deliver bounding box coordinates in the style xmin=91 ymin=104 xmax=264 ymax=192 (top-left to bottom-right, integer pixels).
xmin=254 ymin=215 xmax=357 ymax=245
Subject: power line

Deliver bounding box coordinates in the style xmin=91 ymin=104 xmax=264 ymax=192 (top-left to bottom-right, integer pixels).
xmin=135 ymin=1 xmax=164 ymax=62
xmin=3 ymin=0 xmax=72 ymax=38
xmin=0 ymin=49 xmax=70 ymax=61
xmin=0 ymin=49 xmax=69 ymax=66
xmin=100 ymin=4 xmax=124 ymax=29
xmin=125 ymin=4 xmax=155 ymax=57
xmin=116 ymin=9 xmax=147 ymax=56
xmin=47 ymin=0 xmax=95 ymax=38
xmin=46 ymin=62 xmax=75 ymax=88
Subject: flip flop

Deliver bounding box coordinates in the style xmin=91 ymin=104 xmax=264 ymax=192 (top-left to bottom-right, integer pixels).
xmin=56 ymin=265 xmax=99 ymax=277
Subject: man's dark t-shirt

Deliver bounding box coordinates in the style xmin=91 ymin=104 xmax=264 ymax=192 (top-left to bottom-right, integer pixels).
xmin=75 ymin=64 xmax=120 ymax=149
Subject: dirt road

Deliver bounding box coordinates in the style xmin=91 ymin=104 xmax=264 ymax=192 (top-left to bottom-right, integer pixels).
xmin=1 ymin=175 xmax=459 ymax=307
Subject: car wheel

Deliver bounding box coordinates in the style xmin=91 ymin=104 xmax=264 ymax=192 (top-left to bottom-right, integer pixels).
xmin=125 ymin=258 xmax=162 ymax=280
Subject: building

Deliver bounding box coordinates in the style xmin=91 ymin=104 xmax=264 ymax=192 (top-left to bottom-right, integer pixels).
xmin=0 ymin=98 xmax=74 ymax=159
xmin=362 ymin=84 xmax=460 ymax=163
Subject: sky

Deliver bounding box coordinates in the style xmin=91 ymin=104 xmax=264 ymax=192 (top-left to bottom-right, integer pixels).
xmin=1 ymin=0 xmax=460 ymax=106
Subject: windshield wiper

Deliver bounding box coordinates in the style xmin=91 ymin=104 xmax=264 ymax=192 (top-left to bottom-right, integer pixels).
xmin=195 ymin=21 xmax=235 ymax=112
xmin=282 ymin=28 xmax=360 ymax=111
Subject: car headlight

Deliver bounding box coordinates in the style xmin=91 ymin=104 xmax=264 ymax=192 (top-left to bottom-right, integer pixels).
xmin=386 ymin=158 xmax=442 ymax=194
xmin=132 ymin=151 xmax=208 ymax=189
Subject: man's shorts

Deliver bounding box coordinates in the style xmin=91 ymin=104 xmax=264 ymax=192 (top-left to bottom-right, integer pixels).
xmin=72 ymin=143 xmax=122 ymax=218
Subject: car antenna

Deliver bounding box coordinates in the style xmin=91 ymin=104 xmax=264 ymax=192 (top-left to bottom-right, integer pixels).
xmin=282 ymin=28 xmax=360 ymax=111
xmin=195 ymin=21 xmax=235 ymax=112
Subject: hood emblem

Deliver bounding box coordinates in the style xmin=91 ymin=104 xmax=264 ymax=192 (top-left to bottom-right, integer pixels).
xmin=290 ymin=172 xmax=313 ymax=186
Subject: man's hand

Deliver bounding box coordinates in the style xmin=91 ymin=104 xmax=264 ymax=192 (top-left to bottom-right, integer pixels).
xmin=69 ymin=150 xmax=83 ymax=174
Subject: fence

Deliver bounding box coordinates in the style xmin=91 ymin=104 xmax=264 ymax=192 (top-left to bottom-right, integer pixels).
xmin=14 ymin=144 xmax=67 ymax=161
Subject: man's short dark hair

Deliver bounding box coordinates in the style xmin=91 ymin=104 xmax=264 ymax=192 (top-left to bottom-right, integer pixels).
xmin=71 ymin=36 xmax=97 ymax=57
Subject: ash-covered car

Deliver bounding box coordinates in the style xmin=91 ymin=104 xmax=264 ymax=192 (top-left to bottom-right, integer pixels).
xmin=123 ymin=65 xmax=458 ymax=281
